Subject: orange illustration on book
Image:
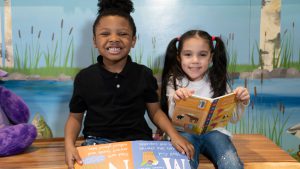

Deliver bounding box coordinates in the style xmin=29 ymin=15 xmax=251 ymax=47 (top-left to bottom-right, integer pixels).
xmin=140 ymin=151 xmax=159 ymax=166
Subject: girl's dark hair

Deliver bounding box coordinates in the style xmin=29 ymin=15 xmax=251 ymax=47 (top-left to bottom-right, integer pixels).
xmin=93 ymin=0 xmax=136 ymax=36
xmin=160 ymin=30 xmax=229 ymax=113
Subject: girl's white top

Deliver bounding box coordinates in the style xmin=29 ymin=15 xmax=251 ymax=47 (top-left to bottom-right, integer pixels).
xmin=167 ymin=74 xmax=248 ymax=137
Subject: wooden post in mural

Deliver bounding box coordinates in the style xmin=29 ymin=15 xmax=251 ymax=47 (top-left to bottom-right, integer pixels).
xmin=4 ymin=0 xmax=13 ymax=68
xmin=0 ymin=13 xmax=2 ymax=67
xmin=260 ymin=0 xmax=281 ymax=71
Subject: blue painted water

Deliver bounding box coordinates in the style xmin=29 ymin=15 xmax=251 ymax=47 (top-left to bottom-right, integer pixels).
xmin=0 ymin=78 xmax=299 ymax=153
xmin=0 ymin=80 xmax=73 ymax=139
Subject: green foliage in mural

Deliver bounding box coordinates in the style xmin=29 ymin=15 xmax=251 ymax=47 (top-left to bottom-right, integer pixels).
xmin=12 ymin=19 xmax=78 ymax=77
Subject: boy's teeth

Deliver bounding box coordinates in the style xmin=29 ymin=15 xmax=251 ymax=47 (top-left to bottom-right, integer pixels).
xmin=108 ymin=47 xmax=120 ymax=54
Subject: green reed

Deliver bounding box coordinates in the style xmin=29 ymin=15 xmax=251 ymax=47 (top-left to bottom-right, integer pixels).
xmin=44 ymin=32 xmax=58 ymax=68
xmin=131 ymin=35 xmax=161 ymax=74
xmin=14 ymin=27 xmax=42 ymax=70
xmin=271 ymin=22 xmax=300 ymax=70
xmin=251 ymin=44 xmax=256 ymax=67
xmin=226 ymin=33 xmax=238 ymax=73
xmin=132 ymin=34 xmax=143 ymax=64
xmin=91 ymin=47 xmax=97 ymax=64
xmin=281 ymin=30 xmax=293 ymax=68
xmin=13 ymin=19 xmax=76 ymax=76
xmin=255 ymin=40 xmax=264 ymax=70
xmin=298 ymin=48 xmax=300 ymax=65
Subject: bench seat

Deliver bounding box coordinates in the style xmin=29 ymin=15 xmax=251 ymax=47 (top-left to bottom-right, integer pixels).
xmin=0 ymin=134 xmax=299 ymax=169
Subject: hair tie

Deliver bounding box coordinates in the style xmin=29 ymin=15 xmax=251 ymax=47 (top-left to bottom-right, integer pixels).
xmin=211 ymin=36 xmax=216 ymax=41
xmin=177 ymin=36 xmax=180 ymax=41
xmin=211 ymin=36 xmax=216 ymax=48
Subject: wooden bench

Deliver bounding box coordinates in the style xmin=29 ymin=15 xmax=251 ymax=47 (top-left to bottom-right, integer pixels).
xmin=198 ymin=134 xmax=300 ymax=169
xmin=0 ymin=134 xmax=299 ymax=169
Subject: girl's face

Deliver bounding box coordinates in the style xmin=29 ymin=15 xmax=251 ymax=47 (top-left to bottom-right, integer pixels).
xmin=93 ymin=16 xmax=136 ymax=64
xmin=179 ymin=37 xmax=212 ymax=81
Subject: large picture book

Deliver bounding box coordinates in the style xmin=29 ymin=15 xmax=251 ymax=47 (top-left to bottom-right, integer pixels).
xmin=74 ymin=141 xmax=191 ymax=169
xmin=172 ymin=93 xmax=237 ymax=134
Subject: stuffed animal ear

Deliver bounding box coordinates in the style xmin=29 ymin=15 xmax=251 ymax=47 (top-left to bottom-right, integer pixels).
xmin=0 ymin=86 xmax=30 ymax=124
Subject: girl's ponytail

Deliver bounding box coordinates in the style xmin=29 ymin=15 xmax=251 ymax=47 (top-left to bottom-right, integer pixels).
xmin=160 ymin=38 xmax=180 ymax=114
xmin=209 ymin=36 xmax=229 ymax=97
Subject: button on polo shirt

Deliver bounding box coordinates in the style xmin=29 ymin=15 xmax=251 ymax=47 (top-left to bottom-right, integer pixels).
xmin=69 ymin=55 xmax=158 ymax=141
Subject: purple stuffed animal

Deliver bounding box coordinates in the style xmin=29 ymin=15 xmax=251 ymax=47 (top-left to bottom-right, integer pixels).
xmin=0 ymin=82 xmax=37 ymax=156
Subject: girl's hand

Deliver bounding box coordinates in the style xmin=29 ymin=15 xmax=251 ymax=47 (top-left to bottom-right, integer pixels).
xmin=173 ymin=88 xmax=195 ymax=101
xmin=170 ymin=134 xmax=194 ymax=160
xmin=234 ymin=86 xmax=250 ymax=105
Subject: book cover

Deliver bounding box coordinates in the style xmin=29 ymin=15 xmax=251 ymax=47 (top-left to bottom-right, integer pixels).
xmin=74 ymin=141 xmax=191 ymax=169
xmin=172 ymin=93 xmax=237 ymax=134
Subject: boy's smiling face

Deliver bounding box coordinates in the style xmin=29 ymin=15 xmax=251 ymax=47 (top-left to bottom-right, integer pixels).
xmin=93 ymin=15 xmax=136 ymax=65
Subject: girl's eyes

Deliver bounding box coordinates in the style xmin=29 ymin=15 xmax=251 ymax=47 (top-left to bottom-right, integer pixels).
xmin=200 ymin=53 xmax=208 ymax=57
xmin=182 ymin=53 xmax=208 ymax=57
xmin=183 ymin=53 xmax=192 ymax=57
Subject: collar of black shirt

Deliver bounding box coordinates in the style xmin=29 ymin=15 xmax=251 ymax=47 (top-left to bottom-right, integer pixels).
xmin=97 ymin=55 xmax=133 ymax=79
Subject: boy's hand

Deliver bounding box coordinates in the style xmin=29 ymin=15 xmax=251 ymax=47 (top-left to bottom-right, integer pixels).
xmin=65 ymin=145 xmax=82 ymax=169
xmin=234 ymin=86 xmax=250 ymax=105
xmin=170 ymin=134 xmax=194 ymax=160
xmin=173 ymin=88 xmax=195 ymax=101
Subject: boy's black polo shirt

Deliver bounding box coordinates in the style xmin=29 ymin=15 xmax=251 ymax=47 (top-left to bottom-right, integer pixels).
xmin=69 ymin=55 xmax=158 ymax=141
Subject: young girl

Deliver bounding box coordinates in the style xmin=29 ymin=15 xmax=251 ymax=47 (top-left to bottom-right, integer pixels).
xmin=161 ymin=30 xmax=250 ymax=169
xmin=64 ymin=1 xmax=194 ymax=168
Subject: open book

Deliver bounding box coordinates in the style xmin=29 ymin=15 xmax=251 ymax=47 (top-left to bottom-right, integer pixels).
xmin=172 ymin=93 xmax=237 ymax=134
xmin=74 ymin=141 xmax=191 ymax=169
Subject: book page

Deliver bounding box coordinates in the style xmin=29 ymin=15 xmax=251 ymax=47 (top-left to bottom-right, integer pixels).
xmin=172 ymin=96 xmax=212 ymax=134
xmin=75 ymin=141 xmax=133 ymax=169
xmin=204 ymin=93 xmax=237 ymax=132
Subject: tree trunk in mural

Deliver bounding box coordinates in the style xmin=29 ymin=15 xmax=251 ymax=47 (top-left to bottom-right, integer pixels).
xmin=4 ymin=0 xmax=14 ymax=68
xmin=0 ymin=13 xmax=2 ymax=67
xmin=260 ymin=0 xmax=281 ymax=71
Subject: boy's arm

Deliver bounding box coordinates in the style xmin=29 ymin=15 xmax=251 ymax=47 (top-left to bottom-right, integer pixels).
xmin=64 ymin=112 xmax=84 ymax=169
xmin=146 ymin=102 xmax=194 ymax=159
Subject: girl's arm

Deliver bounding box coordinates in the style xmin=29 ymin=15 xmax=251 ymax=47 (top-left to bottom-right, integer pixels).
xmin=146 ymin=102 xmax=194 ymax=160
xmin=64 ymin=112 xmax=84 ymax=169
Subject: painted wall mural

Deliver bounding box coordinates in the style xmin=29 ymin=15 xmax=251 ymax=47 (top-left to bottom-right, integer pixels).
xmin=0 ymin=0 xmax=299 ymax=161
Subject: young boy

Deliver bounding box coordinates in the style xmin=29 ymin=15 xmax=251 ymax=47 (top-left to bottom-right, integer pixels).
xmin=64 ymin=1 xmax=194 ymax=168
